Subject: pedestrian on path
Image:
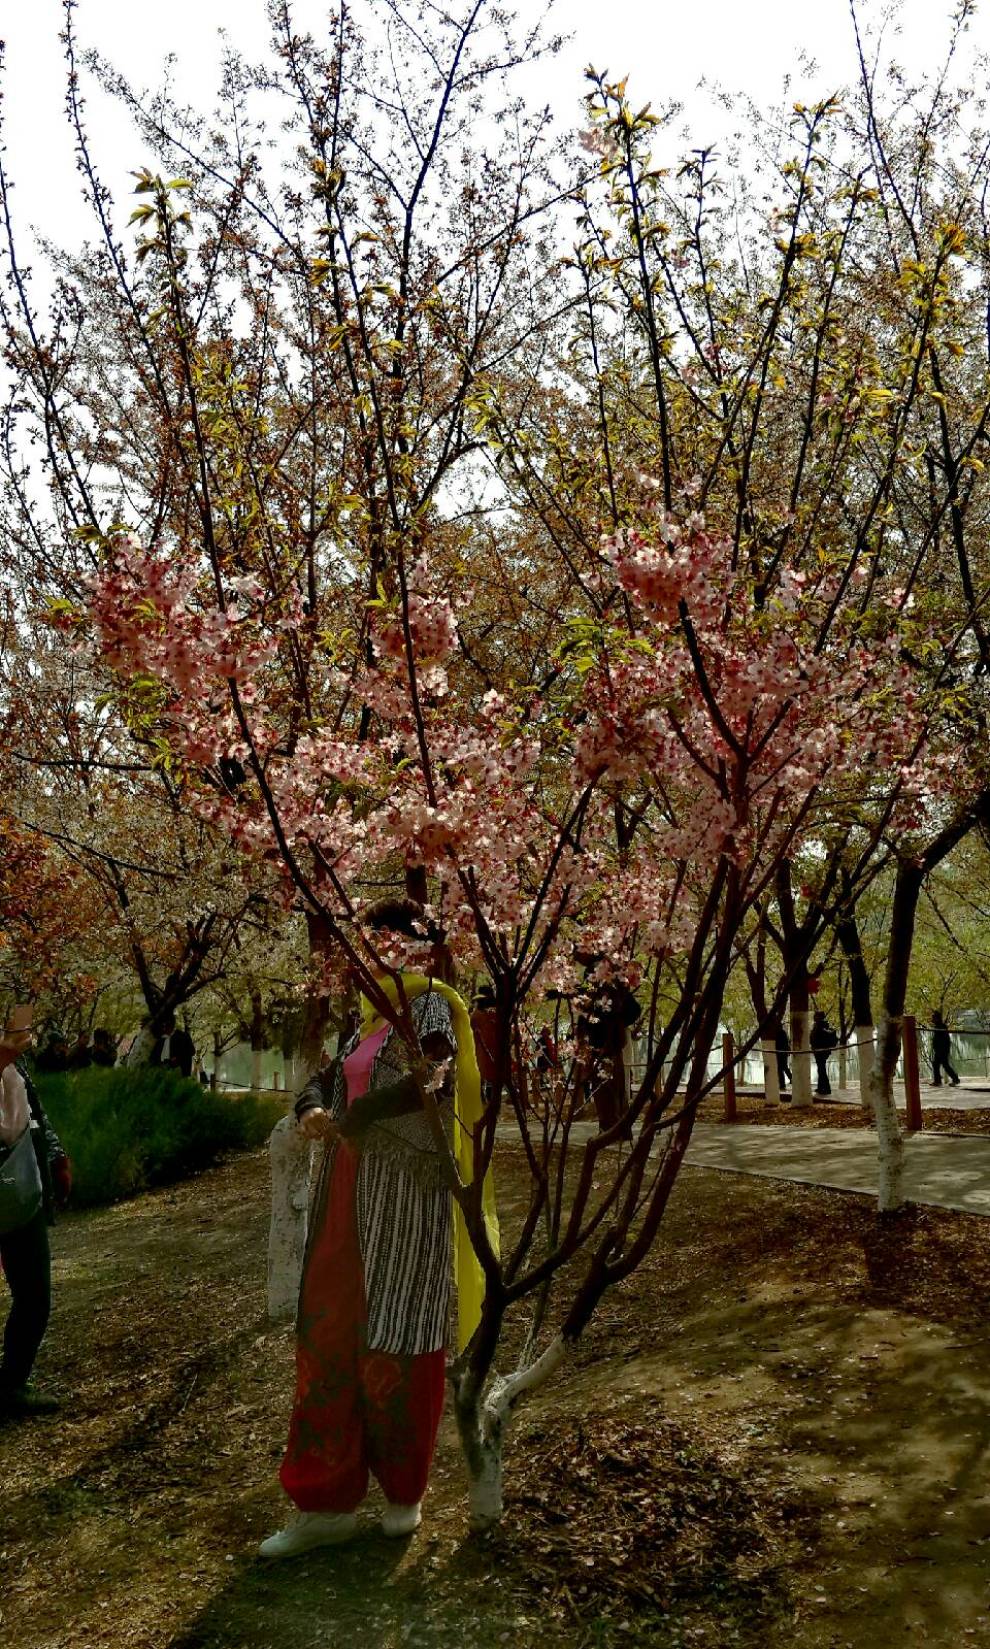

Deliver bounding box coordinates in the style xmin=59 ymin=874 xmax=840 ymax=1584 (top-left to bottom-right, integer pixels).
xmin=774 ymin=1023 xmax=791 ymax=1095
xmin=810 ymin=1011 xmax=839 ymax=1096
xmin=930 ymin=1012 xmax=960 ymax=1087
xmin=261 ymin=899 xmax=497 ymax=1560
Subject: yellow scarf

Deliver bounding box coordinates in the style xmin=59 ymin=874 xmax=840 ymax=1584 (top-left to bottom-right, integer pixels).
xmin=360 ymin=973 xmax=499 ymax=1350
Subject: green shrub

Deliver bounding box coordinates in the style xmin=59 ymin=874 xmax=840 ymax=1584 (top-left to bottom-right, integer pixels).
xmin=31 ymin=1065 xmax=285 ymax=1208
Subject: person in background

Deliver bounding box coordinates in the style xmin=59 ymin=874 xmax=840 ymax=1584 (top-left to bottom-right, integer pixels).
xmin=65 ymin=1032 xmax=92 ymax=1071
xmin=34 ymin=1030 xmax=69 ymax=1074
xmin=90 ymin=1028 xmax=116 ymax=1068
xmin=0 ymin=1019 xmax=72 ymax=1419
xmin=810 ymin=1010 xmax=839 ymax=1096
xmin=774 ymin=1022 xmax=791 ymax=1096
xmin=150 ymin=1011 xmax=195 ymax=1079
xmin=576 ymin=967 xmax=642 ymax=1134
xmin=930 ymin=1011 xmax=960 ymax=1087
xmin=470 ymin=982 xmax=500 ymax=1103
xmin=534 ymin=1023 xmax=559 ymax=1076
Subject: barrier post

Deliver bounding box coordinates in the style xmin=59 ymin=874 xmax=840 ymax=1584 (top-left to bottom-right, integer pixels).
xmin=722 ymin=1032 xmax=737 ymax=1123
xmin=902 ymin=1015 xmax=923 ymax=1132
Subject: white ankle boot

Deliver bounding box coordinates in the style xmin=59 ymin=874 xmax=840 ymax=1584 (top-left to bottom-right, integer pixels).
xmin=381 ymin=1501 xmax=422 ymax=1538
xmin=258 ymin=1510 xmax=358 ymax=1558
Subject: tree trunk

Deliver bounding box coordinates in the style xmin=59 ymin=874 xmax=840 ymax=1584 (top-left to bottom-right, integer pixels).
xmin=123 ymin=1025 xmax=155 ymax=1068
xmin=774 ymin=863 xmax=812 ymax=1107
xmin=211 ymin=1028 xmax=225 ymax=1089
xmin=838 ymin=1041 xmax=848 ymax=1092
xmin=267 ymin=1113 xmax=315 ymax=1320
xmin=864 ymin=792 xmax=990 ymax=1210
xmin=299 ymin=911 xmax=335 ymax=1076
xmin=790 ymin=997 xmax=813 ymax=1109
xmin=856 ymin=1025 xmax=875 ymax=1108
xmin=452 ymin=1335 xmax=569 ymax=1529
xmin=745 ymin=933 xmax=779 ymax=1103
xmin=249 ymin=987 xmax=266 ymax=1093
xmin=454 ymin=1389 xmax=506 ymax=1530
xmin=761 ymin=1039 xmax=780 ymax=1103
xmin=867 ymin=1014 xmax=906 ymax=1212
xmin=836 ymin=909 xmax=874 ymax=1110
xmin=868 ymin=862 xmax=923 ymax=1213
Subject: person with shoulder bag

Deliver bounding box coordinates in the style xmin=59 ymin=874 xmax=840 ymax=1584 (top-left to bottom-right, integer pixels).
xmin=0 ymin=1012 xmax=72 ymax=1419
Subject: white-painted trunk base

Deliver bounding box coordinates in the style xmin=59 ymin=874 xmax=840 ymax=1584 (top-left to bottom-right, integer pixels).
xmin=790 ymin=1010 xmax=813 ymax=1108
xmin=459 ymin=1335 xmax=570 ymax=1529
xmin=866 ymin=1017 xmax=905 ymax=1213
xmin=468 ymin=1442 xmax=505 ymax=1530
xmin=123 ymin=1026 xmax=155 ymax=1068
xmin=267 ymin=1114 xmax=315 ymax=1320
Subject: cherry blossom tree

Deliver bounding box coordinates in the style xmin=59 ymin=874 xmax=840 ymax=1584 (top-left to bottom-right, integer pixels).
xmin=5 ymin=0 xmax=990 ymax=1518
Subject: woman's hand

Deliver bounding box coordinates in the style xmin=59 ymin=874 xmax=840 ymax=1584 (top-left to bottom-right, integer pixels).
xmin=298 ymin=1107 xmax=340 ymax=1144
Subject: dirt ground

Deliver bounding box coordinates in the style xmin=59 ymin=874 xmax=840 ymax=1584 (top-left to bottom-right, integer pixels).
xmin=3 ymin=1146 xmax=990 ymax=1649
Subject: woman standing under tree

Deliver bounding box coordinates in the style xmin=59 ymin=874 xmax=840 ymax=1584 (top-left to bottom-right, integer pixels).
xmin=260 ymin=900 xmax=496 ymax=1558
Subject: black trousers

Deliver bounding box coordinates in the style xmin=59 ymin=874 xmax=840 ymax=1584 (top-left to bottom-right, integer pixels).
xmin=0 ymin=1211 xmax=52 ymax=1390
xmin=814 ymin=1053 xmax=832 ymax=1095
xmin=932 ymin=1053 xmax=959 ymax=1086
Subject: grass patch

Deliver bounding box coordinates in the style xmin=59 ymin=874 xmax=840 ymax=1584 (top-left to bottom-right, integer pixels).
xmin=32 ymin=1064 xmax=283 ymax=1207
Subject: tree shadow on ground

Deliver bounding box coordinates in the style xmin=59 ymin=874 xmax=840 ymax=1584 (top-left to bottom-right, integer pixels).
xmin=6 ymin=1154 xmax=990 ymax=1649
xmin=566 ymin=1172 xmax=990 ymax=1647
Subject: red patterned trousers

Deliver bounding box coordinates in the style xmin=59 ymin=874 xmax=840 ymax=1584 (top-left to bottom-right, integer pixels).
xmin=280 ymin=1140 xmax=446 ymax=1512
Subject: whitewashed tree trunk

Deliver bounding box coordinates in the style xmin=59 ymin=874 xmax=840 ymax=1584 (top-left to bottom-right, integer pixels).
xmin=790 ymin=1009 xmax=813 ymax=1108
xmin=267 ymin=1115 xmax=314 ymax=1320
xmin=454 ymin=1335 xmax=569 ymax=1528
xmin=123 ymin=1025 xmax=155 ymax=1068
xmin=761 ymin=1040 xmax=780 ymax=1104
xmin=866 ymin=1014 xmax=905 ymax=1212
xmin=856 ymin=1025 xmax=875 ymax=1109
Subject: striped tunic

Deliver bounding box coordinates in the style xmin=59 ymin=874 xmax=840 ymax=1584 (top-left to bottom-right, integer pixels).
xmin=300 ymin=990 xmax=456 ymax=1357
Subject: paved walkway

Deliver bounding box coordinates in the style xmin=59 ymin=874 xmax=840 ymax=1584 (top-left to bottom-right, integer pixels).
xmin=497 ymin=1079 xmax=990 ymax=1216
xmin=687 ymin=1124 xmax=990 ymax=1216
xmin=735 ymin=1077 xmax=990 ymax=1112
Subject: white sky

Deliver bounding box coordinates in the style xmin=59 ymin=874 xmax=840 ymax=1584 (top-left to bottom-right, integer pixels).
xmin=3 ymin=0 xmax=986 ymax=252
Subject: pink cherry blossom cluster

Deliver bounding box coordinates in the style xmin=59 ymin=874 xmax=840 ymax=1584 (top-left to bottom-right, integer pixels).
xmin=81 ymin=536 xmax=288 ymax=700
xmin=376 ymin=593 xmax=458 ymax=664
xmin=604 ymin=519 xmax=726 ymax=626
xmin=69 ymin=501 xmax=955 ymax=1018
